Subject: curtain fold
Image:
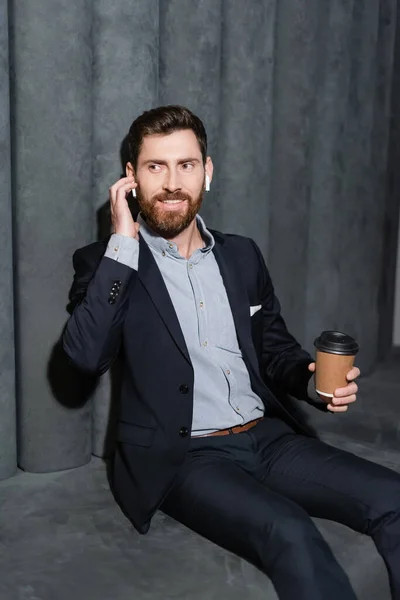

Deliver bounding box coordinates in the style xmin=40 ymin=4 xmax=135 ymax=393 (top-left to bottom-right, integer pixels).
xmin=304 ymin=0 xmax=357 ymax=351
xmin=9 ymin=0 xmax=93 ymax=473
xmin=0 ymin=0 xmax=17 ymax=480
xmin=0 ymin=0 xmax=399 ymax=479
xmin=268 ymin=0 xmax=325 ymax=344
xmin=377 ymin=0 xmax=400 ymax=356
xmin=217 ymin=0 xmax=277 ymax=259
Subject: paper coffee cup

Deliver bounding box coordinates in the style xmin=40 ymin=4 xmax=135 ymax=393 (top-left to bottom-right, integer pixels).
xmin=313 ymin=331 xmax=359 ymax=398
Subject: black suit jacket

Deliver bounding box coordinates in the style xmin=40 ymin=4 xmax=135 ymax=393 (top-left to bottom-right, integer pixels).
xmin=63 ymin=230 xmax=320 ymax=533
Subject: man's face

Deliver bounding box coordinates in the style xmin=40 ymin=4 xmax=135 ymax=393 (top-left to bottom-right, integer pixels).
xmin=127 ymin=129 xmax=212 ymax=238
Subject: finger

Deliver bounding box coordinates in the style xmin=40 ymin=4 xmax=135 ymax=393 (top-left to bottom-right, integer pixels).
xmin=308 ymin=362 xmax=316 ymax=372
xmin=346 ymin=367 xmax=360 ymax=381
xmin=109 ymin=176 xmax=135 ymax=192
xmin=327 ymin=404 xmax=349 ymax=413
xmin=112 ymin=181 xmax=138 ymax=204
xmin=109 ymin=178 xmax=136 ymax=200
xmin=334 ymin=382 xmax=358 ymax=397
xmin=331 ymin=394 xmax=357 ymax=406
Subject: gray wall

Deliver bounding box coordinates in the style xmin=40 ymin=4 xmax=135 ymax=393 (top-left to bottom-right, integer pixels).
xmin=1 ymin=0 xmax=399 ymax=480
xmin=379 ymin=0 xmax=400 ymax=355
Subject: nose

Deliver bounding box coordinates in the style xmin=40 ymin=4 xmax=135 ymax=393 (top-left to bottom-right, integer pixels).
xmin=162 ymin=169 xmax=182 ymax=193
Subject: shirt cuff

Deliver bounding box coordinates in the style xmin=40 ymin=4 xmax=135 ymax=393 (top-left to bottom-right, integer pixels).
xmin=104 ymin=233 xmax=139 ymax=269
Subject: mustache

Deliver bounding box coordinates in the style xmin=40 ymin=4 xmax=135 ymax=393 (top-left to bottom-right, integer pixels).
xmin=152 ymin=191 xmax=191 ymax=203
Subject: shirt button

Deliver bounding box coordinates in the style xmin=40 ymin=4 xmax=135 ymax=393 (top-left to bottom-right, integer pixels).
xmin=189 ymin=263 xmax=193 ymax=269
xmin=162 ymin=251 xmax=166 ymax=257
xmin=236 ymin=407 xmax=241 ymax=412
xmin=200 ymin=301 xmax=204 ymax=308
xmin=179 ymin=427 xmax=189 ymax=437
xmin=114 ymin=247 xmax=119 ymax=252
xmin=169 ymin=243 xmax=174 ymax=249
xmin=226 ymin=370 xmax=231 ymax=375
xmin=203 ymin=341 xmax=208 ymax=347
xmin=179 ymin=384 xmax=189 ymax=394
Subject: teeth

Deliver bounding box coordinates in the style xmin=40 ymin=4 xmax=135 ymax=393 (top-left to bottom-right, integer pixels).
xmin=163 ymin=200 xmax=183 ymax=204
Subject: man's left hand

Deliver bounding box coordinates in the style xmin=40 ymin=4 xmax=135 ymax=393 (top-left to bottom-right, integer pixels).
xmin=307 ymin=363 xmax=361 ymax=413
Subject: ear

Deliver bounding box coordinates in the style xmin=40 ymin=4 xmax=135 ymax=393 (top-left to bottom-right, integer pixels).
xmin=205 ymin=156 xmax=213 ymax=184
xmin=126 ymin=162 xmax=135 ymax=178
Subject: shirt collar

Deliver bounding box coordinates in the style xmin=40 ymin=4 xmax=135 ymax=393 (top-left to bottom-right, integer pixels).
xmin=137 ymin=212 xmax=215 ymax=260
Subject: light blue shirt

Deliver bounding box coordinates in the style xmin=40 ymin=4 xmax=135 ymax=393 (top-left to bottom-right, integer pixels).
xmin=105 ymin=214 xmax=265 ymax=435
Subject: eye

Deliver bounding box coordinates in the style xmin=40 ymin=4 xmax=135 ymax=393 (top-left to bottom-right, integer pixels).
xmin=149 ymin=164 xmax=162 ymax=172
xmin=182 ymin=162 xmax=194 ymax=171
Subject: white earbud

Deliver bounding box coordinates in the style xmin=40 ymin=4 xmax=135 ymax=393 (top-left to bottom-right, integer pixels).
xmin=132 ymin=187 xmax=137 ymax=198
xmin=205 ymin=175 xmax=211 ymax=192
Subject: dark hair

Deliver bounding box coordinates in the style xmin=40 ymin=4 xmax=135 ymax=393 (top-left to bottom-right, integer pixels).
xmin=127 ymin=105 xmax=207 ymax=169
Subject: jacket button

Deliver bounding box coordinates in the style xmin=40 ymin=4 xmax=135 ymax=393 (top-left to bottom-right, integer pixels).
xmin=179 ymin=427 xmax=189 ymax=437
xmin=179 ymin=384 xmax=189 ymax=394
xmin=108 ymin=298 xmax=116 ymax=305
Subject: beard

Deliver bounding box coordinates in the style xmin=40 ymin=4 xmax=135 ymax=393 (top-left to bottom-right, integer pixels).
xmin=137 ymin=189 xmax=203 ymax=238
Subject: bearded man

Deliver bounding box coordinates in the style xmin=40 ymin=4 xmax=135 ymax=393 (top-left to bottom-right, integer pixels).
xmin=63 ymin=105 xmax=400 ymax=600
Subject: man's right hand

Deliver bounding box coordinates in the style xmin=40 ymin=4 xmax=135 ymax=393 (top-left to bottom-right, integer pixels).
xmin=109 ymin=176 xmax=140 ymax=240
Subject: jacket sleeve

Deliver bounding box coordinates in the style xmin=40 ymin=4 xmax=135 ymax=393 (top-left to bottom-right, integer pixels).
xmin=249 ymin=239 xmax=328 ymax=411
xmin=62 ymin=243 xmax=137 ymax=376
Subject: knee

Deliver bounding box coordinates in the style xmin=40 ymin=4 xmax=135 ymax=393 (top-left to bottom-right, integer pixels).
xmin=258 ymin=501 xmax=323 ymax=559
xmin=367 ymin=479 xmax=400 ymax=536
xmin=267 ymin=513 xmax=321 ymax=548
xmin=254 ymin=510 xmax=336 ymax=576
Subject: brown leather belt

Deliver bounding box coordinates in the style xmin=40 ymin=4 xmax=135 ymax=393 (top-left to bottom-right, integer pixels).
xmin=194 ymin=417 xmax=264 ymax=438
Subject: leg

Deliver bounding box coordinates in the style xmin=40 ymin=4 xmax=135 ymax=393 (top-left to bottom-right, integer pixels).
xmin=260 ymin=434 xmax=400 ymax=599
xmin=161 ymin=442 xmax=356 ymax=600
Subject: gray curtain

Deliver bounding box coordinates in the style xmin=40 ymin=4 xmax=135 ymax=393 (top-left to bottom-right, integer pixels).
xmin=1 ymin=0 xmax=399 ymax=481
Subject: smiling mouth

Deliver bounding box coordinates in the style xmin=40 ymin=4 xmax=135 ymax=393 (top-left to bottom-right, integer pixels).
xmin=157 ymin=200 xmax=187 ymax=208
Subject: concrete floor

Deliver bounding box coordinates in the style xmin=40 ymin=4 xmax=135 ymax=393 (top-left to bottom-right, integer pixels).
xmin=1 ymin=352 xmax=399 ymax=600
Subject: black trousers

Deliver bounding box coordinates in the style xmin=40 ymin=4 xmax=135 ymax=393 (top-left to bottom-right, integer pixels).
xmin=161 ymin=416 xmax=400 ymax=600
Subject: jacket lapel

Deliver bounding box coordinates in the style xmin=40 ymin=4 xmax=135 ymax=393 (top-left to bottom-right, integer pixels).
xmin=137 ymin=235 xmax=191 ymax=366
xmin=136 ymin=230 xmax=311 ymax=436
xmin=212 ymin=239 xmax=261 ymax=380
xmin=136 ymin=232 xmax=256 ymax=372
xmin=213 ymin=238 xmax=312 ymax=435
xmin=135 ymin=232 xmax=267 ymax=389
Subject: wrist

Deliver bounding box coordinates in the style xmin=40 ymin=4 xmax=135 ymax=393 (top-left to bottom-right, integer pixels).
xmin=114 ymin=230 xmax=139 ymax=241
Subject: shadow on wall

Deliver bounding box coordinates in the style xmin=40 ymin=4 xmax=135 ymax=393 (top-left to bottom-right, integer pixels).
xmin=45 ymin=135 xmax=139 ymax=463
